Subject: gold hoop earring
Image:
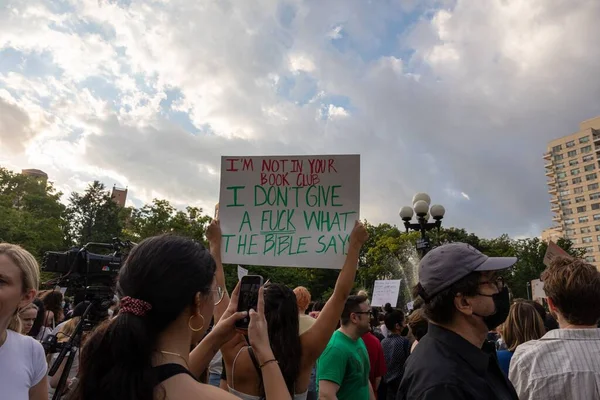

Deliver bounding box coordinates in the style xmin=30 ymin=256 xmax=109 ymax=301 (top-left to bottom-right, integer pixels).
xmin=188 ymin=314 xmax=205 ymax=332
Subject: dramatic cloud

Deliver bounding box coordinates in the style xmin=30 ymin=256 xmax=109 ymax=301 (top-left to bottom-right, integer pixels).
xmin=1 ymin=0 xmax=599 ymax=238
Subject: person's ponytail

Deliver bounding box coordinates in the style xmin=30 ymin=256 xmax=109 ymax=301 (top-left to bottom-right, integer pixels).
xmin=72 ymin=313 xmax=160 ymax=400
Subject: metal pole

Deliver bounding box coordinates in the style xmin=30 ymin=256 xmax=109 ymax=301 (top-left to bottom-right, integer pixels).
xmin=526 ymin=282 xmax=531 ymax=300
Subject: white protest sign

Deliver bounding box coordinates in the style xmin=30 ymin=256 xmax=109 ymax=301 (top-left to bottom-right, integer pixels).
xmin=371 ymin=279 xmax=402 ymax=307
xmin=237 ymin=265 xmax=248 ymax=280
xmin=531 ymin=279 xmax=546 ymax=300
xmin=218 ymin=155 xmax=360 ymax=269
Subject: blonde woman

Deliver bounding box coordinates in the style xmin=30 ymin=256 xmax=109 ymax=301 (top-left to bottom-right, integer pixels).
xmin=0 ymin=243 xmax=48 ymax=400
xmin=497 ymin=301 xmax=546 ymax=376
xmin=19 ymin=302 xmax=39 ymax=335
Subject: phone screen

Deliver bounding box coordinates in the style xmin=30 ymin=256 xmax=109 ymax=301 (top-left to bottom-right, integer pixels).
xmin=235 ymin=275 xmax=263 ymax=330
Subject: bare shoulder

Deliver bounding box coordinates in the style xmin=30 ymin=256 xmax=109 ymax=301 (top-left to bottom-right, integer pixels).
xmin=160 ymin=374 xmax=238 ymax=400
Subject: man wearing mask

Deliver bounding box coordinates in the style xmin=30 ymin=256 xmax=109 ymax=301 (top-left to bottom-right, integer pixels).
xmin=397 ymin=243 xmax=519 ymax=400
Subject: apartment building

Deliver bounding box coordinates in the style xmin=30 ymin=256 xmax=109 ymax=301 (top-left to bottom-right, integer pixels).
xmin=544 ymin=116 xmax=600 ymax=266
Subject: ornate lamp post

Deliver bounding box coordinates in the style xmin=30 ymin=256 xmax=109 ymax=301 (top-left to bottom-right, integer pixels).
xmin=399 ymin=193 xmax=446 ymax=256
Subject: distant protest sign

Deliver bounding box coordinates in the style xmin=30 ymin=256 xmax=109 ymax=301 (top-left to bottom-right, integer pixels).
xmin=218 ymin=155 xmax=360 ymax=269
xmin=531 ymin=279 xmax=546 ymax=300
xmin=543 ymin=240 xmax=570 ymax=268
xmin=371 ymin=280 xmax=402 ymax=307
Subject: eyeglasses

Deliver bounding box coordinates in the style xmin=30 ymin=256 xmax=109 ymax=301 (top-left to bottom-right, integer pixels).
xmin=353 ymin=311 xmax=373 ymax=316
xmin=479 ymin=276 xmax=504 ymax=292
xmin=213 ymin=286 xmax=224 ymax=305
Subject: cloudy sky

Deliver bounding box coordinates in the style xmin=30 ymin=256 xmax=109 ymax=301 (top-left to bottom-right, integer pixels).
xmin=1 ymin=0 xmax=599 ymax=239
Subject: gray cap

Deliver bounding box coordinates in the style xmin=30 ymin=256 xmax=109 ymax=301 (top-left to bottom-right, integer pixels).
xmin=418 ymin=242 xmax=517 ymax=301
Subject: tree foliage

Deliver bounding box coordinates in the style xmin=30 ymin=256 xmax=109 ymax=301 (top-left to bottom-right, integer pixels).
xmin=0 ymin=168 xmax=65 ymax=258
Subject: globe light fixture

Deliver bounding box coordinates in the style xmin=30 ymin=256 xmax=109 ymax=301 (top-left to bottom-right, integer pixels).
xmin=399 ymin=193 xmax=446 ymax=256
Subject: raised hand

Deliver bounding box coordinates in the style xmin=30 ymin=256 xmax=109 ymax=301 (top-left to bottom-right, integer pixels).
xmin=349 ymin=220 xmax=368 ymax=248
xmin=206 ymin=219 xmax=222 ymax=245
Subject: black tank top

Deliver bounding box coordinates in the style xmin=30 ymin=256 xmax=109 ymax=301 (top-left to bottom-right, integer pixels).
xmin=154 ymin=363 xmax=196 ymax=383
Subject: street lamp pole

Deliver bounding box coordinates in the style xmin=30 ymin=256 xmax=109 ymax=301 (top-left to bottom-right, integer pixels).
xmin=399 ymin=193 xmax=446 ymax=257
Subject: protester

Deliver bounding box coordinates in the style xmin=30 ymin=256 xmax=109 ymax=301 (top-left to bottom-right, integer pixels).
xmin=496 ymin=301 xmax=545 ymax=377
xmin=0 ymin=243 xmax=48 ymax=399
xmin=381 ymin=305 xmax=409 ymax=399
xmin=509 ymin=256 xmax=600 ymax=399
xmin=318 ymin=295 xmax=375 ymax=400
xmin=19 ymin=302 xmax=39 ymax=335
xmin=397 ymin=243 xmax=519 ymax=400
xmin=294 ymin=286 xmax=316 ymax=335
xmin=71 ymin=234 xmax=290 ymax=400
xmin=406 ymin=308 xmax=428 ymax=353
xmin=202 ymin=219 xmax=368 ymax=399
xmin=361 ymin=314 xmax=386 ymax=398
xmin=27 ymin=298 xmax=46 ymax=339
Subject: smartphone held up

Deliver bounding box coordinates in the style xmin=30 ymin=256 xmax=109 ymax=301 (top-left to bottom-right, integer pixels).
xmin=235 ymin=275 xmax=263 ymax=330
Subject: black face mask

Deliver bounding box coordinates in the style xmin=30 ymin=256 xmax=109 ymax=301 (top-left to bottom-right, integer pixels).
xmin=473 ymin=286 xmax=510 ymax=331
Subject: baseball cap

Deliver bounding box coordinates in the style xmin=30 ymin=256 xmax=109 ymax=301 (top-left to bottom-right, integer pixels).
xmin=418 ymin=242 xmax=517 ymax=301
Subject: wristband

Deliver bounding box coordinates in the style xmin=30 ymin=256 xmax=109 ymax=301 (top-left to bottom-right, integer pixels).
xmin=259 ymin=359 xmax=278 ymax=369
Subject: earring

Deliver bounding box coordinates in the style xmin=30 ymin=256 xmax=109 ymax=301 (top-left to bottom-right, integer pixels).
xmin=188 ymin=314 xmax=205 ymax=332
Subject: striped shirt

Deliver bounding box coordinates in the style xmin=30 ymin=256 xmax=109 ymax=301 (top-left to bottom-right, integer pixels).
xmin=509 ymin=328 xmax=600 ymax=400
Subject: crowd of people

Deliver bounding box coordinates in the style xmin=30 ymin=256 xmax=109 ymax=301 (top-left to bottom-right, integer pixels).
xmin=1 ymin=220 xmax=600 ymax=400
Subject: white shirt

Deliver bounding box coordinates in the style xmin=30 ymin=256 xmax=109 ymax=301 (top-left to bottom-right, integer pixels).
xmin=0 ymin=329 xmax=47 ymax=400
xmin=509 ymin=328 xmax=600 ymax=400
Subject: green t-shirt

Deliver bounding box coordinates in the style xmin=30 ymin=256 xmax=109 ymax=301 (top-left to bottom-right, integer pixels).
xmin=317 ymin=330 xmax=371 ymax=400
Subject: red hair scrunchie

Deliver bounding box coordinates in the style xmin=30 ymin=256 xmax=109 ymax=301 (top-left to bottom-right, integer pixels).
xmin=119 ymin=296 xmax=152 ymax=316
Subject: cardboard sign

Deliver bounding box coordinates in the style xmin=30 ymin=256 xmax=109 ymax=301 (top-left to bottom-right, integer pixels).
xmin=543 ymin=240 xmax=570 ymax=268
xmin=371 ymin=279 xmax=402 ymax=307
xmin=531 ymin=279 xmax=546 ymax=299
xmin=237 ymin=265 xmax=248 ymax=280
xmin=218 ymin=155 xmax=360 ymax=269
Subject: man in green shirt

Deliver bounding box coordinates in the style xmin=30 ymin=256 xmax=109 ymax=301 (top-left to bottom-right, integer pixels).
xmin=317 ymin=294 xmax=375 ymax=400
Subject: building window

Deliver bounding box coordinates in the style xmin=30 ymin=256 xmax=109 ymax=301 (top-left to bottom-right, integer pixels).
xmin=575 ymin=196 xmax=586 ymax=203
xmin=553 ymin=145 xmax=563 ymax=152
xmin=577 ymin=206 xmax=587 ymax=213
xmin=580 ymin=136 xmax=590 ymax=143
xmin=556 ymin=163 xmax=565 ymax=169
xmin=589 ymin=183 xmax=599 ymax=190
xmin=586 ymin=256 xmax=596 ymax=263
xmin=591 ymin=193 xmax=600 ymax=200
xmin=583 ymin=236 xmax=593 ymax=243
xmin=565 ymin=218 xmax=575 ymax=225
xmin=557 ymin=172 xmax=567 ymax=179
xmin=585 ymin=164 xmax=596 ymax=172
xmin=558 ymin=181 xmax=568 ymax=188
xmin=566 ymin=140 xmax=575 ymax=148
xmin=559 ymin=190 xmax=570 ymax=196
xmin=566 ymin=229 xmax=576 ymax=236
xmin=584 ymin=246 xmax=594 ymax=253
xmin=581 ymin=226 xmax=592 ymax=233
xmin=586 ymin=173 xmax=598 ymax=181
xmin=594 ymin=214 xmax=600 ymax=221
xmin=568 ymin=150 xmax=577 ymax=157
xmin=575 ymin=187 xmax=584 ymax=194
xmin=593 ymin=203 xmax=600 ymax=210
xmin=564 ymin=208 xmax=573 ymax=215
xmin=595 ymin=225 xmax=600 ymax=232
xmin=582 ymin=145 xmax=592 ymax=153
xmin=569 ymin=159 xmax=578 ymax=166
xmin=580 ymin=216 xmax=590 ymax=223
xmin=583 ymin=155 xmax=594 ymax=162
xmin=573 ymin=177 xmax=582 ymax=184
xmin=555 ymin=154 xmax=564 ymax=161
xmin=561 ymin=199 xmax=572 ymax=206
xmin=571 ymin=168 xmax=580 ymax=175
